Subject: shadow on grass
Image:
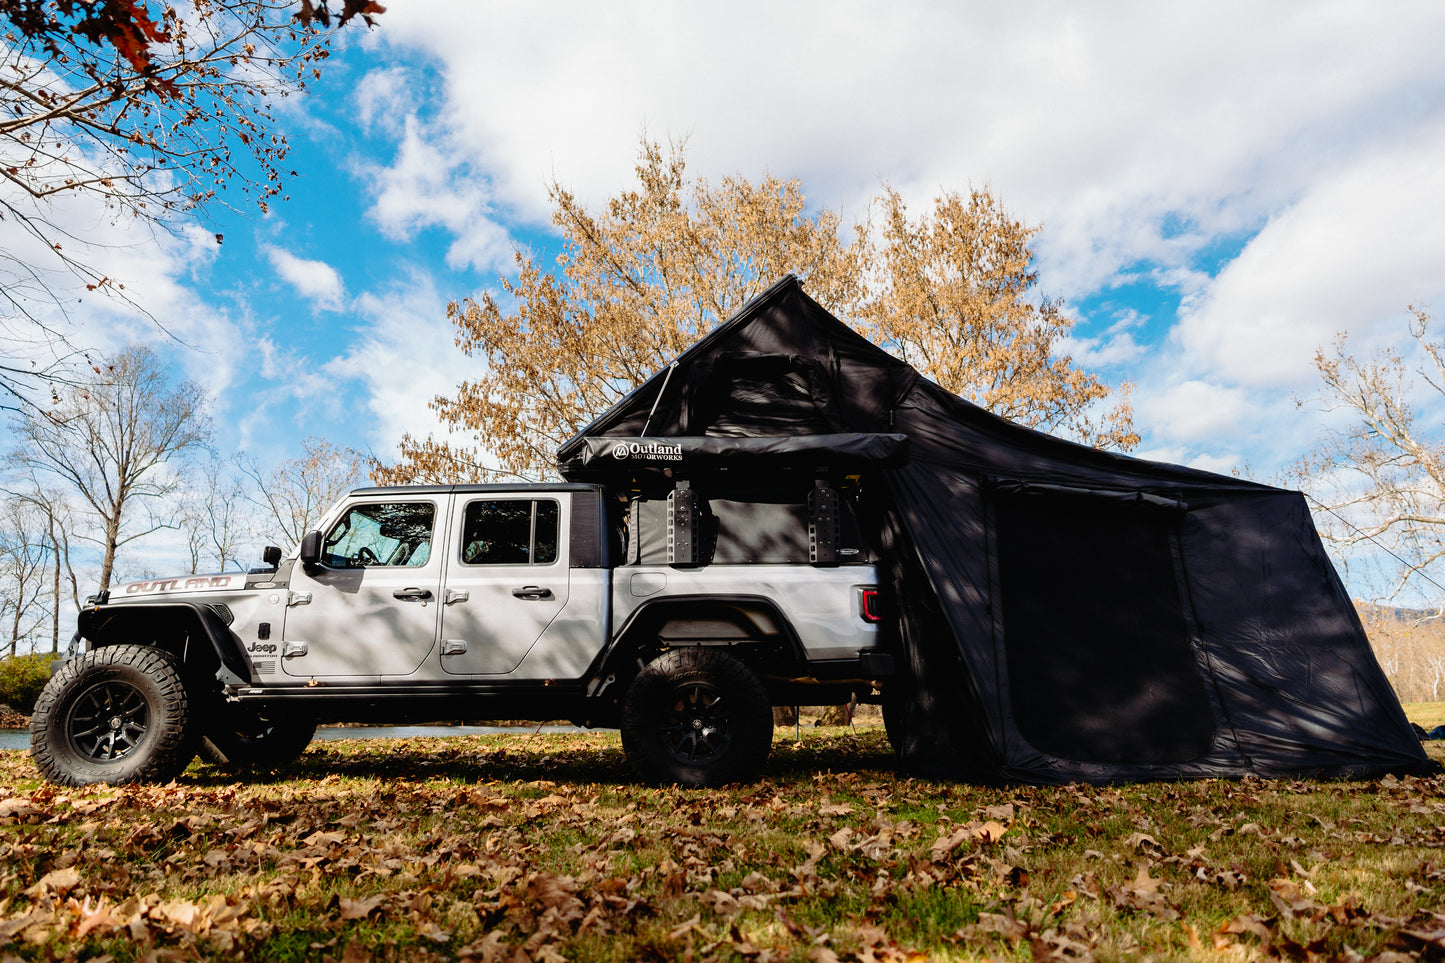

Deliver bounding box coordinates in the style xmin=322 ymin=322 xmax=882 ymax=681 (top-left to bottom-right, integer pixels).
xmin=181 ymin=727 xmax=899 ymax=789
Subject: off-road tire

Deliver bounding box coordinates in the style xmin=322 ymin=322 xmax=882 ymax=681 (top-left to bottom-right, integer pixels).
xmin=30 ymin=645 xmax=196 ymax=787
xmin=620 ymin=647 xmax=773 ymax=787
xmin=200 ymin=706 xmax=316 ymax=771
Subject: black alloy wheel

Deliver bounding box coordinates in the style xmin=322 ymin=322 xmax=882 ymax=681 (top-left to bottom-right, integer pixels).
xmin=658 ymin=681 xmax=734 ymax=766
xmin=200 ymin=706 xmax=317 ymax=770
xmin=66 ymin=679 xmax=151 ymax=761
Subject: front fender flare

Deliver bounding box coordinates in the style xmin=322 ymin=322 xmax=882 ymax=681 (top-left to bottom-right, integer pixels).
xmin=77 ymin=602 xmax=252 ymax=686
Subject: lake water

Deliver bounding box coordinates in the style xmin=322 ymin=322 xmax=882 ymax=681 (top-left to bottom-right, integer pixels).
xmin=0 ymin=724 xmax=583 ymax=751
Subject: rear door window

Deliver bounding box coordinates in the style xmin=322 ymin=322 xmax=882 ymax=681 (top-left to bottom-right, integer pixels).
xmin=460 ymin=499 xmax=560 ymax=565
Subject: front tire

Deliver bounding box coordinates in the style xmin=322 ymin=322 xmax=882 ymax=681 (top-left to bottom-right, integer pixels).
xmin=620 ymin=648 xmax=773 ymax=787
xmin=30 ymin=645 xmax=196 ymax=787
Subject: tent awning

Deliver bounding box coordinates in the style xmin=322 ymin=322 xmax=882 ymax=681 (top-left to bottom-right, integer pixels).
xmin=558 ymin=432 xmax=909 ymax=478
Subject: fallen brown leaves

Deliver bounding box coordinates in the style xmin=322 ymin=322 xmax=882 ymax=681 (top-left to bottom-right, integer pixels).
xmin=0 ymin=731 xmax=1442 ymax=961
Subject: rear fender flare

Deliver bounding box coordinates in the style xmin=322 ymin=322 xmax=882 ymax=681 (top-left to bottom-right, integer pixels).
xmin=586 ymin=594 xmax=807 ymax=695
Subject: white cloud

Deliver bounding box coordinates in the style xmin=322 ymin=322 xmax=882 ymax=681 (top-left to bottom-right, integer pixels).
xmin=1172 ymin=122 xmax=1445 ymax=388
xmin=1143 ymin=379 xmax=1253 ymax=444
xmin=354 ymin=113 xmax=513 ymax=272
xmin=357 ymin=1 xmax=1445 ymax=301
xmin=1132 ymin=444 xmax=1245 ymax=479
xmin=353 ymin=66 xmax=413 ymax=137
xmin=0 ymin=177 xmax=260 ymax=419
xmin=1063 ymin=308 xmax=1147 ymax=368
xmin=262 ymin=244 xmax=347 ymax=312
xmin=1107 ymin=116 xmax=1445 ymax=481
xmin=321 ymin=270 xmax=481 ymax=460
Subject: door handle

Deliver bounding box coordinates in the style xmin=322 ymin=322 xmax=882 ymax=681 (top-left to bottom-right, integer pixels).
xmin=511 ymin=586 xmax=554 ymax=600
xmin=393 ymin=587 xmax=433 ymax=601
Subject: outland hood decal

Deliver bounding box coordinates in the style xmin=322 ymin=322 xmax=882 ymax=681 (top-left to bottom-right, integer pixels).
xmin=121 ymin=574 xmax=243 ymax=596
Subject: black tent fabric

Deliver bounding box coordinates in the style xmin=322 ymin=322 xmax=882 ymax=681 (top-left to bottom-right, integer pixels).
xmin=557 ymin=275 xmax=1434 ymax=783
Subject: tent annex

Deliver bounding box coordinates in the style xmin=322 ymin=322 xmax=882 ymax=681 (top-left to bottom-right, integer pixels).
xmin=557 ymin=275 xmax=1432 ymax=783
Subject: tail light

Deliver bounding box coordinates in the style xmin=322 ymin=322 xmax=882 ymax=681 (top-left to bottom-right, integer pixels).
xmin=860 ymin=588 xmax=883 ymax=623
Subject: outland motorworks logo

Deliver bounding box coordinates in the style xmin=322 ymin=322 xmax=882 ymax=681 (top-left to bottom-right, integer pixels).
xmin=611 ymin=441 xmax=683 ymax=461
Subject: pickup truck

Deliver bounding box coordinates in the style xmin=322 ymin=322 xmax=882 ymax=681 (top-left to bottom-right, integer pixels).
xmin=30 ymin=477 xmax=894 ymax=788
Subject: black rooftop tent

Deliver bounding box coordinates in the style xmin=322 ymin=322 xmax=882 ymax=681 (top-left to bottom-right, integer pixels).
xmin=557 ymin=275 xmax=1433 ymax=783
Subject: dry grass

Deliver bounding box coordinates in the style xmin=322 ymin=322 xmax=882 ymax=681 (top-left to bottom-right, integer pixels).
xmin=1403 ymin=702 xmax=1445 ymax=729
xmin=2 ymin=728 xmax=1444 ymax=961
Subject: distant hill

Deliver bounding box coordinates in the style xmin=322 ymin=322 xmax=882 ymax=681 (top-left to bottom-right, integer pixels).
xmin=1356 ymin=601 xmax=1443 ymax=624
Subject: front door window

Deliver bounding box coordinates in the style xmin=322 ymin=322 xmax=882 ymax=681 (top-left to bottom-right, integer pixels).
xmin=323 ymin=502 xmax=435 ymax=569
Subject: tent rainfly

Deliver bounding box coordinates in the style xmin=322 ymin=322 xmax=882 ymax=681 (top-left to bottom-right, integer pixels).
xmin=557 ymin=275 xmax=1434 ymax=784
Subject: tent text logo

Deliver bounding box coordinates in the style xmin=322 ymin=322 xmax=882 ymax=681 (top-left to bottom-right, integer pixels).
xmin=611 ymin=441 xmax=683 ymax=461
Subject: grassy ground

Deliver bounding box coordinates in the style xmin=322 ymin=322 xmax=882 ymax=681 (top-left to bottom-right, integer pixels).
xmin=2 ymin=726 xmax=1445 ymax=962
xmin=1403 ymin=702 xmax=1445 ymax=729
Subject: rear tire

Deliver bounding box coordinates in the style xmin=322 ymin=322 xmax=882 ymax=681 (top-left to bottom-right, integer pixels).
xmin=621 ymin=648 xmax=773 ymax=787
xmin=30 ymin=645 xmax=196 ymax=787
xmin=200 ymin=707 xmax=316 ymax=770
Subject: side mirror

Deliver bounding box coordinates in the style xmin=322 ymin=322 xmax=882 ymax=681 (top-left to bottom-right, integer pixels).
xmin=298 ymin=531 xmax=323 ymax=567
xmin=262 ymin=545 xmax=282 ymax=569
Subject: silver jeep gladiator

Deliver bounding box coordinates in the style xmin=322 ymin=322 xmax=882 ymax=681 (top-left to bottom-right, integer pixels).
xmin=30 ymin=479 xmax=893 ymax=787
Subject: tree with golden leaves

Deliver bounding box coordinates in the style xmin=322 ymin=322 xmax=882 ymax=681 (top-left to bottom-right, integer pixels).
xmin=376 ymin=138 xmax=1136 ymax=483
xmin=860 ymin=186 xmax=1138 ymax=450
xmin=375 ymin=139 xmax=865 ymax=484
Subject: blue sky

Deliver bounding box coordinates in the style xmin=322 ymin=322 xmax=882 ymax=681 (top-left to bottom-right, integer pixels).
xmin=10 ymin=1 xmax=1445 ymax=589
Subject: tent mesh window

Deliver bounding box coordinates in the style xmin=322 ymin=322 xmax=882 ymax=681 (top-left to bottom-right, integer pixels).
xmin=993 ymin=489 xmax=1216 ymax=765
xmin=691 ymin=355 xmax=837 ymax=436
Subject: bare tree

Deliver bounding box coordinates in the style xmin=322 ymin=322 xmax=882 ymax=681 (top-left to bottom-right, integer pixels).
xmin=181 ymin=451 xmax=259 ymax=573
xmin=0 ymin=0 xmax=381 ymax=409
xmin=241 ymin=435 xmax=367 ymax=549
xmin=1296 ymin=308 xmax=1445 ymax=613
xmin=1 ymin=463 xmax=82 ymax=653
xmin=16 ymin=486 xmax=77 ymax=653
xmin=0 ymin=499 xmax=47 ymax=655
xmin=8 ymin=343 xmax=211 ymax=592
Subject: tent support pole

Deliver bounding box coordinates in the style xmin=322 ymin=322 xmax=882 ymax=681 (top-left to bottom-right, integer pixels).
xmin=640 ymin=362 xmax=678 ymax=437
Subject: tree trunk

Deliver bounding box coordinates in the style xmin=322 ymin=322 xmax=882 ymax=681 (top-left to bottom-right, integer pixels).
xmin=99 ymin=503 xmax=123 ymax=593
xmin=46 ymin=511 xmax=60 ymax=655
